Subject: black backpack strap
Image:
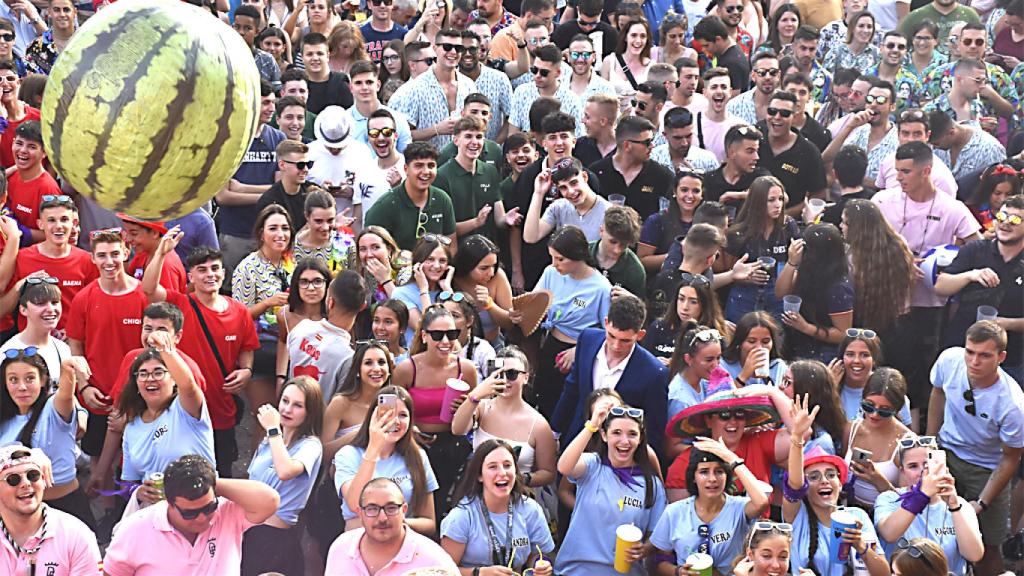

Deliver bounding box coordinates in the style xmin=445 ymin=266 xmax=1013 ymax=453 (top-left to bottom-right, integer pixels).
xmin=188 ymin=295 xmax=229 ymax=378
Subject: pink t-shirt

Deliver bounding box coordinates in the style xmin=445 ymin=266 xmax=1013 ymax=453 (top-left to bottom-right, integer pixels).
xmin=873 ymin=187 xmax=981 ymax=308
xmin=0 ymin=506 xmax=101 ymax=576
xmin=875 ymin=151 xmax=958 ymax=197
xmin=325 ymin=526 xmax=460 ymax=576
xmin=697 ymin=112 xmax=744 ymax=162
xmin=103 ymin=498 xmax=253 ymax=576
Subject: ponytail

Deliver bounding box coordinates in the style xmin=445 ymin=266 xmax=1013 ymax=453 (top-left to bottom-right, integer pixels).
xmin=805 ymin=498 xmax=822 ymax=576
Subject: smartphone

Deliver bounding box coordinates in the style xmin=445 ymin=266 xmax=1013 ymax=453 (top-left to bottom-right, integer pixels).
xmin=927 ymin=449 xmax=947 ymax=469
xmin=853 ymin=448 xmax=873 ymax=462
xmin=378 ymin=393 xmax=398 ymax=412
xmin=486 ymin=358 xmax=504 ymax=377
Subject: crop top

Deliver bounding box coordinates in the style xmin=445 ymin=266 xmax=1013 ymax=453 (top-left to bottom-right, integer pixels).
xmin=407 ymin=357 xmax=464 ymax=425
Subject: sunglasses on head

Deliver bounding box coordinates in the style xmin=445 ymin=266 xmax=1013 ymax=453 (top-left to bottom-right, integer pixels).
xmin=748 ymin=521 xmax=793 ymax=546
xmin=3 ymin=469 xmax=41 ymax=487
xmin=570 ymin=50 xmax=594 ymax=60
xmin=608 ymin=405 xmax=644 ymax=421
xmin=3 ymin=346 xmax=38 ymax=359
xmin=368 ymin=127 xmax=396 ymax=139
xmin=845 ymin=328 xmax=877 ymax=339
xmin=865 ymin=94 xmax=889 ymax=105
xmin=282 ymin=159 xmax=314 ymax=170
xmin=25 ymin=277 xmax=58 ymax=287
xmin=438 ymin=290 xmax=465 ymax=303
xmin=689 ymin=328 xmax=721 ymax=347
xmin=766 ymin=107 xmax=793 ymax=118
xmin=753 ymin=67 xmax=779 ymax=77
xmin=996 ymin=210 xmax=1023 ymax=225
xmin=860 ymin=400 xmax=896 ymax=419
xmin=898 ymin=436 xmax=937 ymax=451
xmin=715 ymin=409 xmax=748 ymax=420
xmin=355 ymin=338 xmax=389 ymax=348
xmin=899 ymin=110 xmax=926 ymax=123
xmin=173 ymin=498 xmax=219 ymax=520
xmin=426 ymin=328 xmax=461 ymax=342
xmin=679 ymin=271 xmax=711 ymax=288
xmin=530 ymin=66 xmax=552 ymax=78
xmin=422 ymin=232 xmax=452 ymax=246
xmin=896 ymin=538 xmax=935 ymax=571
xmin=41 ymin=194 xmax=74 ymax=207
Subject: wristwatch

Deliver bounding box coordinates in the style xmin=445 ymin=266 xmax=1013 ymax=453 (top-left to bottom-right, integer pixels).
xmin=267 ymin=427 xmax=281 ymax=437
xmin=728 ymin=458 xmax=746 ymax=473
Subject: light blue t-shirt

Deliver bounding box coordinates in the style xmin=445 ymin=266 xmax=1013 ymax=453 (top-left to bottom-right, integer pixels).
xmin=933 ymin=347 xmax=1024 ymax=469
xmin=650 ymin=494 xmax=753 ymax=574
xmin=721 ymin=358 xmax=788 ymax=387
xmin=874 ymin=490 xmax=968 ymax=575
xmin=541 ymin=197 xmax=610 ymax=241
xmin=247 ymin=435 xmax=323 ymax=525
xmin=121 ymin=396 xmax=216 ymax=482
xmin=334 ymin=444 xmax=439 ymax=520
xmin=536 ymin=266 xmax=611 ymax=342
xmin=556 ymin=452 xmax=667 ymax=576
xmin=0 ymin=396 xmax=76 ymax=485
xmin=440 ymin=495 xmax=555 ymax=570
xmin=790 ymin=504 xmax=877 ymax=576
xmin=392 ymin=283 xmax=440 ymax=345
xmin=667 ymin=373 xmax=708 ymax=423
xmin=839 ymin=383 xmax=912 ymax=426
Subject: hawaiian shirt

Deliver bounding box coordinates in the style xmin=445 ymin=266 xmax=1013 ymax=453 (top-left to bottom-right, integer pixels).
xmin=922 ymin=93 xmax=986 ymax=123
xmin=390 ymin=69 xmax=478 ymax=149
xmin=921 ymin=61 xmax=1020 ymax=121
xmin=934 ymin=128 xmax=1007 ymax=180
xmin=725 ymin=88 xmax=759 ymax=124
xmin=847 ymin=123 xmax=899 ymax=181
xmin=469 ymin=8 xmax=517 ymax=35
xmin=903 ymin=49 xmax=948 ymax=81
xmin=810 ymin=61 xmax=833 ymax=105
xmin=1011 ymin=62 xmax=1024 ymax=104
xmin=651 ymin=143 xmax=720 ymax=173
xmin=471 ymin=65 xmax=514 ymax=141
xmin=24 ymin=29 xmax=57 ymax=76
xmin=866 ymin=65 xmax=923 ymax=113
xmin=817 ymin=18 xmax=884 ymax=61
xmin=822 ymin=42 xmax=881 ymax=76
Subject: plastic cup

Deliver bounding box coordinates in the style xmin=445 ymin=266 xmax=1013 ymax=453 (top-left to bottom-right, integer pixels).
xmin=758 ymin=256 xmax=776 ymax=274
xmin=783 ymin=295 xmax=802 ymax=314
xmin=614 ymin=523 xmax=643 ymax=573
xmin=829 ymin=509 xmax=858 ymax=563
xmin=439 ymin=379 xmax=470 ymax=423
xmin=685 ymin=552 xmax=714 ymax=576
xmin=659 ymin=196 xmax=671 ymax=212
xmin=807 ymin=198 xmax=826 ymax=222
xmin=609 ymin=194 xmax=626 ymax=206
xmin=976 ymin=305 xmax=998 ymax=322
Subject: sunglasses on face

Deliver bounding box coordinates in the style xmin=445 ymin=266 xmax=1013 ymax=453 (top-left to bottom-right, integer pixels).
xmin=500 ymin=369 xmax=523 ymax=380
xmin=860 ymin=400 xmax=896 ymax=419
xmin=766 ymin=107 xmax=793 ymax=118
xmin=865 ymin=94 xmax=890 ymax=105
xmin=627 ymin=137 xmax=654 ymax=147
xmin=411 ymin=56 xmax=437 ymax=65
xmin=362 ymin=503 xmax=403 ymax=517
xmin=3 ymin=469 xmax=41 ymax=487
xmin=845 ymin=328 xmax=877 ymax=339
xmin=961 ymin=37 xmax=984 ymax=46
xmin=530 ymin=66 xmax=552 ymax=78
xmin=370 ymin=0 xmax=393 ymax=4
xmin=578 ymin=16 xmax=600 ymax=28
xmin=426 ymin=329 xmax=461 ymax=342
xmin=996 ymin=210 xmax=1023 ymax=225
xmin=0 ymin=33 xmax=14 ymax=42
xmin=570 ymin=50 xmax=594 ymax=60
xmin=753 ymin=67 xmax=779 ymax=77
xmin=884 ymin=42 xmax=906 ymax=50
xmin=368 ymin=127 xmax=396 ymax=139
xmin=440 ymin=43 xmax=465 ymax=53
xmin=282 ymin=159 xmax=314 ymax=170
xmin=438 ymin=290 xmax=465 ymax=303
xmin=173 ymin=498 xmax=219 ymax=520
xmin=715 ymin=409 xmax=748 ymax=421
xmin=630 ymin=99 xmax=647 ymax=111
xmin=723 ymin=4 xmax=742 ymax=12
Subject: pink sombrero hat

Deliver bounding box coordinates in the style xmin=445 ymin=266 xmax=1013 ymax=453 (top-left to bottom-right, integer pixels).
xmin=804 ymin=445 xmax=849 ymax=484
xmin=666 ymin=389 xmax=780 ymax=439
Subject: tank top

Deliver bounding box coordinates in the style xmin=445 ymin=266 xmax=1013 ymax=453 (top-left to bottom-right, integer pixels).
xmin=844 ymin=419 xmax=904 ymax=506
xmin=472 ymin=411 xmax=540 ymax=473
xmin=407 ymin=357 xmax=463 ymax=425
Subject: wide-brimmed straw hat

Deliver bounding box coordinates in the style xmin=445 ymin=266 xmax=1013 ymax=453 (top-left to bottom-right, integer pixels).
xmin=666 ymin=389 xmax=780 ymax=439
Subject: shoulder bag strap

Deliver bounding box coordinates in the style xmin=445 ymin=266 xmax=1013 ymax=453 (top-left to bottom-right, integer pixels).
xmin=188 ymin=295 xmax=230 ymax=378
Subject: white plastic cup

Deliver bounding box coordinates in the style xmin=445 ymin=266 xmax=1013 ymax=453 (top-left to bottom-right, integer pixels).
xmin=685 ymin=552 xmax=714 ymax=576
xmin=609 ymin=194 xmax=626 ymax=206
xmin=807 ymin=198 xmax=826 ymax=222
xmin=439 ymin=379 xmax=470 ymax=423
xmin=783 ymin=295 xmax=802 ymax=314
xmin=976 ymin=305 xmax=998 ymax=322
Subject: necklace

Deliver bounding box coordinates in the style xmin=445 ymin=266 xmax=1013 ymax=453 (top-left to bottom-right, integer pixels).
xmin=899 ymin=191 xmax=937 ymax=257
xmin=1 ymin=504 xmax=47 ymax=557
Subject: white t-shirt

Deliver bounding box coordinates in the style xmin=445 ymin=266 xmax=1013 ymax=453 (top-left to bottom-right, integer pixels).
xmin=0 ymin=334 xmax=72 ymax=391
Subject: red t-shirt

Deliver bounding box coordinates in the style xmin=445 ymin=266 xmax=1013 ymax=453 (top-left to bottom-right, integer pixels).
xmin=166 ymin=290 xmax=260 ymax=430
xmin=109 ymin=347 xmax=207 ymax=404
xmin=7 ymin=245 xmax=100 ymax=335
xmin=65 ymin=280 xmax=148 ymax=413
xmin=8 ymin=170 xmax=61 ymax=230
xmin=0 ymin=106 xmax=41 ymax=168
xmin=665 ymin=429 xmax=779 ymax=492
xmin=126 ymin=249 xmax=187 ymax=293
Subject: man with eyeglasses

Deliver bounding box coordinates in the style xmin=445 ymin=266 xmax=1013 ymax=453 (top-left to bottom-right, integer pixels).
xmin=815 ymin=67 xmax=862 ymax=134
xmin=591 ymin=116 xmax=674 ymax=220
xmin=6 ymin=120 xmax=59 ymax=243
xmin=509 ymin=44 xmax=584 ymax=135
xmin=726 ymin=51 xmax=781 ymax=125
xmin=921 ymin=23 xmax=1019 ymax=124
xmin=552 ymin=0 xmax=619 ymax=58
xmin=868 ymin=31 xmax=923 ymax=114
xmin=256 ymin=140 xmax=318 ymax=231
xmin=823 ymin=79 xmax=899 ymax=184
xmin=564 ymin=34 xmax=617 ymax=101
xmin=0 ymin=447 xmax=100 ymax=574
xmin=937 ymin=194 xmax=1024 ymax=383
xmin=755 ymin=91 xmax=827 ymax=218
xmin=875 ymin=108 xmax=958 ymax=196
xmin=900 ymin=0 xmax=980 ymax=55
xmin=926 ymin=321 xmax=1024 ymax=576
xmin=927 ymin=107 xmax=1007 ymax=181
xmin=650 ymin=106 xmax=719 ymax=174
xmin=326 ymin=477 xmax=458 ymax=575
xmin=360 ymin=0 xmax=408 ymax=63
xmin=104 ymin=454 xmax=279 ymax=576
xmin=347 ymin=60 xmax=412 ymax=154
xmin=456 ymin=31 xmax=513 ymax=141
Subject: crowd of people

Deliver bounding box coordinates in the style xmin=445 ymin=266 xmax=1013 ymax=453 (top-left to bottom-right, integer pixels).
xmin=0 ymin=0 xmax=1021 ymax=574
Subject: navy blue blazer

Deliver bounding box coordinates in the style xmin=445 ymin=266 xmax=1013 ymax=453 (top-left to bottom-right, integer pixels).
xmin=551 ymin=327 xmax=670 ymax=459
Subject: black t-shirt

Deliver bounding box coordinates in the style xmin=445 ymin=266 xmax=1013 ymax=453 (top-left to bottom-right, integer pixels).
xmin=647 ymin=266 xmax=715 ymax=321
xmin=642 ymin=318 xmax=677 ymax=359
xmin=702 ymin=165 xmax=771 ymax=211
xmin=799 ymin=114 xmax=832 ymax=152
xmin=725 ymin=217 xmax=801 ymax=263
xmin=307 ymin=72 xmax=353 ymax=115
xmin=755 ymin=125 xmax=827 ymax=208
xmin=574 ymin=137 xmax=614 ymax=167
xmin=256 ymin=181 xmax=312 ymax=231
xmin=551 ymin=20 xmax=620 ymax=58
xmin=820 ymin=189 xmax=875 ymax=226
xmin=717 ymin=45 xmax=750 ymax=92
xmin=942 ymin=239 xmax=1024 ymax=366
xmin=590 ymin=156 xmax=675 ymax=221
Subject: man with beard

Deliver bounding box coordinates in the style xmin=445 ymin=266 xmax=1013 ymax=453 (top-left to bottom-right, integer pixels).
xmin=693 ymin=16 xmax=749 ymax=94
xmin=435 ymin=116 xmax=506 ymax=241
xmin=928 ymin=108 xmax=1007 ymax=181
xmin=755 ymin=91 xmax=827 ymax=217
xmin=326 ymin=478 xmax=458 ymax=574
xmin=666 ymin=57 xmax=707 ymax=114
xmin=868 ymin=31 xmax=923 ymax=113
xmin=632 ymin=81 xmax=668 ymax=144
xmin=509 ymin=44 xmax=583 ymax=135
xmin=782 ymin=73 xmax=832 ymax=151
xmin=937 ymin=194 xmax=1024 ymax=384
xmin=726 ymin=50 xmax=781 ymax=125
xmin=815 ymin=67 xmax=862 ymax=132
xmin=347 ymin=61 xmax=412 ymax=153
xmin=712 ymin=0 xmax=754 ymax=55
xmin=695 ymin=68 xmax=743 ymax=162
xmin=565 ymin=34 xmax=616 ymax=101
xmin=901 ymin=0 xmax=981 ymax=50
xmin=360 ymin=0 xmax=407 ymax=63
xmin=490 ymin=0 xmax=555 ymax=62
xmin=470 ymin=0 xmax=518 ymax=35
xmin=552 ymin=0 xmax=619 ymax=58
xmin=824 ymin=79 xmax=900 ymax=184
xmin=650 ymin=106 xmax=719 ymax=173
xmin=367 ymin=109 xmax=407 ymax=188
xmin=456 ymin=28 xmax=513 ymax=141
xmin=0 ymin=447 xmax=100 ymax=573
xmin=922 ymin=58 xmax=990 ymax=123
xmin=591 ymin=116 xmax=674 ymax=221
xmin=791 ymin=26 xmax=833 ymax=105
xmin=702 ymin=124 xmax=771 ymax=209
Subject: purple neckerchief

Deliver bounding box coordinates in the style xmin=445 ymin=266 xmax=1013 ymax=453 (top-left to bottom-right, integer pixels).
xmin=99 ymin=479 xmax=142 ymax=501
xmin=601 ymin=455 xmax=643 ymax=488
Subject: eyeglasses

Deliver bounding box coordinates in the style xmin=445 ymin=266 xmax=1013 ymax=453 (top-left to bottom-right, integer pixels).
xmin=135 ymin=368 xmax=169 ymax=381
xmin=995 ymin=210 xmax=1023 ymax=226
xmin=865 ymin=94 xmax=889 ymax=104
xmin=627 ymin=137 xmax=654 ymax=147
xmin=860 ymin=400 xmax=896 ymax=419
xmin=370 ymin=0 xmax=393 ymax=5
xmin=748 ymin=521 xmax=794 ymax=547
xmin=410 ymin=56 xmax=436 ymax=65
xmin=845 ymin=328 xmax=877 ymax=339
xmin=766 ymin=107 xmax=793 ymax=118
xmin=898 ymin=436 xmax=937 ymax=451
xmin=896 ymin=538 xmax=935 ymax=571
xmin=382 ymin=54 xmax=400 ymax=62
xmin=3 ymin=469 xmax=41 ymax=487
xmin=361 ymin=503 xmax=403 ymax=517
xmin=4 ymin=346 xmax=38 ymax=359
xmin=679 ymin=272 xmax=711 ymax=288
xmin=963 ymin=388 xmax=977 ymax=416
xmin=715 ymin=409 xmax=748 ymax=421
xmin=426 ymin=329 xmax=461 ymax=342
xmin=0 ymin=33 xmax=14 ymax=42
xmin=689 ymin=328 xmax=722 ymax=347
xmin=806 ymin=469 xmax=839 ymax=483
xmin=630 ymin=99 xmax=647 ymax=111
xmin=569 ymin=50 xmax=594 ymax=60
xmin=438 ymin=290 xmax=465 ymax=303
xmin=530 ymin=66 xmax=552 ymax=78
xmin=173 ymin=499 xmax=219 ymax=520
xmin=368 ymin=127 xmax=396 ymax=139
xmin=961 ymin=37 xmax=985 ymax=46
xmin=608 ymin=406 xmax=644 ymax=422
xmin=422 ymin=232 xmax=451 ymax=246
xmin=500 ymin=369 xmax=523 ymax=380
xmin=299 ymin=277 xmax=326 ymax=289
xmin=282 ymin=159 xmax=314 ymax=170
xmin=439 ymin=43 xmax=465 ymax=53
xmin=884 ymin=42 xmax=907 ymax=50
xmin=753 ymin=67 xmax=779 ymax=77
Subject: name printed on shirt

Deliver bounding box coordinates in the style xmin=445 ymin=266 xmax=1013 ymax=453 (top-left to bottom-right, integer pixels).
xmin=618 ymin=496 xmax=644 ymax=511
xmin=572 ymin=297 xmax=591 ymax=309
xmin=243 ymin=150 xmax=276 ymax=164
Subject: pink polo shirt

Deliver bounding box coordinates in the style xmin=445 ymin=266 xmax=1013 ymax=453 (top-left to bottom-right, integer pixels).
xmin=0 ymin=506 xmax=101 ymax=576
xmin=325 ymin=526 xmax=459 ymax=576
xmin=103 ymin=498 xmax=253 ymax=576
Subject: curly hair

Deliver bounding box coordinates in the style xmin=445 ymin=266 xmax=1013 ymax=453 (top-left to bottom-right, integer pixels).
xmin=842 ymin=199 xmax=915 ymax=331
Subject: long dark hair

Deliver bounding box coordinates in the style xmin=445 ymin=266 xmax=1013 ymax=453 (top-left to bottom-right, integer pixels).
xmin=350 ymin=386 xmax=427 ymax=513
xmin=453 ymin=234 xmax=500 ymax=280
xmin=662 ymin=170 xmax=704 ymax=243
xmin=117 ymin=349 xmax=171 ymax=422
xmin=973 ymin=163 xmax=1023 ymax=208
xmin=443 ymin=292 xmax=483 ymax=361
xmin=722 ymin=311 xmax=783 ymax=365
xmin=792 ymin=224 xmax=848 ymax=326
xmin=729 ymin=176 xmax=787 ymax=251
xmin=335 ymin=341 xmax=394 ymax=398
xmin=836 ymin=331 xmax=883 ymax=390
xmin=791 ymin=360 xmax=846 ymax=453
xmin=668 ymin=320 xmax=720 ymax=377
xmin=450 ymin=439 xmax=533 ymax=506
xmin=286 ymin=257 xmax=331 ymax=316
xmin=378 ymin=39 xmax=410 ymax=96
xmin=685 ymin=447 xmax=733 ymax=497
xmin=0 ymin=352 xmax=50 ymax=447
xmin=597 ymin=406 xmax=659 ymax=508
xmin=843 ymin=199 xmax=915 ymax=331
xmin=766 ymin=4 xmax=801 ymax=52
xmin=660 ymin=276 xmax=726 ymax=334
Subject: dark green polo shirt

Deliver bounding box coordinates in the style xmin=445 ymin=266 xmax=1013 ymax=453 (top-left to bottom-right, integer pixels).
xmin=589 ymin=240 xmax=647 ymax=298
xmin=437 ymin=139 xmax=504 ymax=167
xmin=434 ymin=158 xmax=503 ymax=241
xmin=364 ymin=184 xmax=456 ymax=251
xmin=270 ymin=109 xmax=318 ymax=141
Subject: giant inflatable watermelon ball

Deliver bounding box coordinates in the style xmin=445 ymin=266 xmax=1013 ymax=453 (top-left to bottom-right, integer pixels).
xmin=41 ymin=0 xmax=261 ymax=220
